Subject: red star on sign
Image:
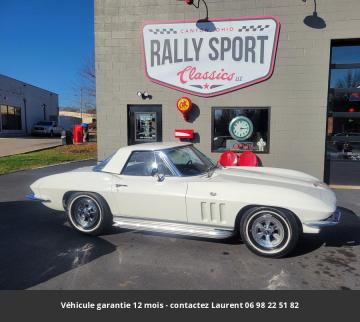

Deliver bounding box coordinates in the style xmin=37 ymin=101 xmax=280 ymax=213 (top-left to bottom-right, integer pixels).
xmin=203 ymin=83 xmax=209 ymax=90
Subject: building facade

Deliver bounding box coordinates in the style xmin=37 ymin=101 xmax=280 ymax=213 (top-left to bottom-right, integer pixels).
xmin=59 ymin=110 xmax=96 ymax=131
xmin=95 ymin=0 xmax=360 ymax=186
xmin=0 ymin=74 xmax=59 ymax=136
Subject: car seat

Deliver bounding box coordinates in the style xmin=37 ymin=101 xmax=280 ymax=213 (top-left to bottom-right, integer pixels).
xmin=237 ymin=151 xmax=259 ymax=167
xmin=218 ymin=151 xmax=238 ymax=167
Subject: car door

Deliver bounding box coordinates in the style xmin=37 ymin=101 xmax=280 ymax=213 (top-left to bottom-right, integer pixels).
xmin=112 ymin=150 xmax=188 ymax=222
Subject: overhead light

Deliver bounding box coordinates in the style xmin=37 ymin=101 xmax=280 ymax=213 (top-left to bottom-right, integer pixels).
xmin=180 ymin=0 xmax=209 ymax=21
xmin=302 ymin=0 xmax=326 ymax=29
xmin=136 ymin=91 xmax=152 ymax=100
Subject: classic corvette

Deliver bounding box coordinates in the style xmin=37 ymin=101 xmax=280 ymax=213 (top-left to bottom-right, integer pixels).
xmin=27 ymin=142 xmax=341 ymax=258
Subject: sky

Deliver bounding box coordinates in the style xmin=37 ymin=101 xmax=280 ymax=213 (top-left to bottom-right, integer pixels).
xmin=0 ymin=0 xmax=94 ymax=107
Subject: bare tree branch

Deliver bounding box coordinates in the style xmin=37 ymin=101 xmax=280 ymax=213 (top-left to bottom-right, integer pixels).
xmin=71 ymin=55 xmax=96 ymax=111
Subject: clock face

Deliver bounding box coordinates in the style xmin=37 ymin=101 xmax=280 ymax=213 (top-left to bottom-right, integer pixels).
xmin=229 ymin=116 xmax=254 ymax=141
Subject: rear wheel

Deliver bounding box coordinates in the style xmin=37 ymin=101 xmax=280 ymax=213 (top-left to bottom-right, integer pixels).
xmin=67 ymin=192 xmax=112 ymax=235
xmin=240 ymin=207 xmax=299 ymax=258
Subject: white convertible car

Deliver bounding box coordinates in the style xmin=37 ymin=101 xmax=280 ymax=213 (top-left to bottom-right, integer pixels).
xmin=27 ymin=142 xmax=341 ymax=258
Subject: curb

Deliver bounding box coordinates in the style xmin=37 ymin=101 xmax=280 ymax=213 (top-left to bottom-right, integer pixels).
xmin=0 ymin=143 xmax=63 ymax=158
xmin=0 ymin=158 xmax=97 ymax=176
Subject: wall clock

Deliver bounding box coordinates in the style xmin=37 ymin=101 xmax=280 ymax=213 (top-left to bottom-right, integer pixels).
xmin=229 ymin=116 xmax=254 ymax=141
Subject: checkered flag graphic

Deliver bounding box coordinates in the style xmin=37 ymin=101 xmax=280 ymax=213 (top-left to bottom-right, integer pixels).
xmin=148 ymin=28 xmax=178 ymax=35
xmin=238 ymin=25 xmax=270 ymax=32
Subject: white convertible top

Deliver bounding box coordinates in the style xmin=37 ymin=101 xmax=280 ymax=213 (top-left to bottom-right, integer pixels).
xmin=120 ymin=141 xmax=190 ymax=151
xmin=101 ymin=142 xmax=192 ymax=174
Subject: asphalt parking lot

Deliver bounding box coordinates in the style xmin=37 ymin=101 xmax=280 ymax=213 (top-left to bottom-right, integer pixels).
xmin=0 ymin=160 xmax=359 ymax=290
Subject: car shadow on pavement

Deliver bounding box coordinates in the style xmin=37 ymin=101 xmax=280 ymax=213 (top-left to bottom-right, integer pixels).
xmin=0 ymin=201 xmax=116 ymax=290
xmin=291 ymin=207 xmax=360 ymax=257
xmin=115 ymin=228 xmax=242 ymax=245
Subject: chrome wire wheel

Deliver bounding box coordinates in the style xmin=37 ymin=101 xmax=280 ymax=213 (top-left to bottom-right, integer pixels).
xmin=71 ymin=197 xmax=101 ymax=231
xmin=251 ymin=214 xmax=285 ymax=249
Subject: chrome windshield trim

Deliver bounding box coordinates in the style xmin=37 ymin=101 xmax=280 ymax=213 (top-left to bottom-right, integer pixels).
xmin=26 ymin=193 xmax=50 ymax=203
xmin=156 ymin=151 xmax=181 ymax=177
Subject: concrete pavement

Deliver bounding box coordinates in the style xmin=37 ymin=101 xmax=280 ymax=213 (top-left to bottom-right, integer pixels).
xmin=0 ymin=160 xmax=359 ymax=290
xmin=0 ymin=137 xmax=61 ymax=157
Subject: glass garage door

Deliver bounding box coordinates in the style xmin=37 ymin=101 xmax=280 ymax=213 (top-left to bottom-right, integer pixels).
xmin=325 ymin=40 xmax=360 ymax=185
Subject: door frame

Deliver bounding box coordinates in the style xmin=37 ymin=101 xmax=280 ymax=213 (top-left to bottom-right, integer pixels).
xmin=324 ymin=39 xmax=360 ymax=185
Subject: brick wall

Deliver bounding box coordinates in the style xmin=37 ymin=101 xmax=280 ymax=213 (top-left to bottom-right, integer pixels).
xmin=95 ymin=0 xmax=360 ymax=179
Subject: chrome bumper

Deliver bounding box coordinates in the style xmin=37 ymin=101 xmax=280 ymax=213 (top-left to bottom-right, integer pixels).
xmin=26 ymin=193 xmax=50 ymax=203
xmin=303 ymin=208 xmax=341 ymax=232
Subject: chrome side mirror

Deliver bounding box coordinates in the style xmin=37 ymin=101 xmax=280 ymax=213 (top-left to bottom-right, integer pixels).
xmin=156 ymin=172 xmax=165 ymax=182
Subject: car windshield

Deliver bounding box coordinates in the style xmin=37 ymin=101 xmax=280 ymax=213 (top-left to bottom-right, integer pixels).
xmin=161 ymin=145 xmax=215 ymax=176
xmin=37 ymin=121 xmax=53 ymax=126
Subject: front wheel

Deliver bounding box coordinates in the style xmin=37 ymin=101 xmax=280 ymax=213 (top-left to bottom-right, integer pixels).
xmin=240 ymin=207 xmax=299 ymax=258
xmin=67 ymin=192 xmax=113 ymax=235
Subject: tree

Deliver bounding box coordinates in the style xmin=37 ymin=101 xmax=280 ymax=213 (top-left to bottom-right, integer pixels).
xmin=73 ymin=55 xmax=96 ymax=113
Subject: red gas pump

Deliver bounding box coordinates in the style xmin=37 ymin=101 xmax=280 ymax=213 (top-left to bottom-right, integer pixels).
xmin=73 ymin=124 xmax=84 ymax=144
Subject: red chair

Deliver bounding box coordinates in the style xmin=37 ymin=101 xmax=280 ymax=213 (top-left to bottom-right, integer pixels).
xmin=237 ymin=151 xmax=259 ymax=167
xmin=219 ymin=151 xmax=238 ymax=167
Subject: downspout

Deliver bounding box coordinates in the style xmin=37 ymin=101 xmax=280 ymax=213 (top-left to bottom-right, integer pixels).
xmin=23 ymin=98 xmax=28 ymax=135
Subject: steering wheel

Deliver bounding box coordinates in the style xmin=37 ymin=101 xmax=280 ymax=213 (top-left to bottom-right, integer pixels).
xmin=186 ymin=160 xmax=193 ymax=166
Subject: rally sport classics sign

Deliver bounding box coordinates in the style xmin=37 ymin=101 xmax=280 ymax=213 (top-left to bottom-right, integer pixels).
xmin=142 ymin=17 xmax=280 ymax=97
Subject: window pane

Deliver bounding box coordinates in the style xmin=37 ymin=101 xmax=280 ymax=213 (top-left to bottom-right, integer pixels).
xmin=329 ymin=69 xmax=360 ymax=89
xmin=328 ymin=91 xmax=360 ymax=113
xmin=332 ymin=45 xmax=360 ymax=64
xmin=331 ymin=117 xmax=360 ymax=135
xmin=212 ymin=107 xmax=269 ymax=153
xmin=121 ymin=151 xmax=156 ymax=176
xmin=1 ymin=105 xmax=7 ymax=129
xmin=0 ymin=105 xmax=22 ymax=130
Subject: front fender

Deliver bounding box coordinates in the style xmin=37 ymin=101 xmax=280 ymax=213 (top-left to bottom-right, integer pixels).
xmin=186 ymin=181 xmax=336 ymax=229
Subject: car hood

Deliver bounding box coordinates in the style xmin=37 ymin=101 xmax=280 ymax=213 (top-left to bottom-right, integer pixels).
xmin=211 ymin=166 xmax=322 ymax=189
xmin=71 ymin=166 xmax=95 ymax=172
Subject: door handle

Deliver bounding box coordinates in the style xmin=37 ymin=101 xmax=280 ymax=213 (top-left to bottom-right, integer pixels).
xmin=116 ymin=184 xmax=128 ymax=188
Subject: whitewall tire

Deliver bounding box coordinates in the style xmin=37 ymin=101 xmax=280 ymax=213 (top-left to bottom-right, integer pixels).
xmin=240 ymin=207 xmax=299 ymax=258
xmin=67 ymin=192 xmax=112 ymax=236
